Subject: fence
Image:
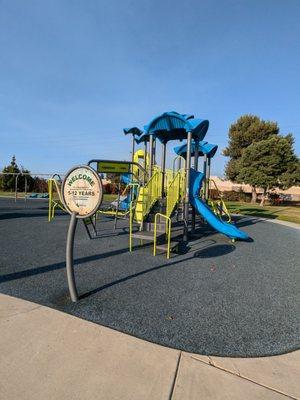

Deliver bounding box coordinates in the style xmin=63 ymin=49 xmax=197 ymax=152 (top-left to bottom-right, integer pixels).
xmin=0 ymin=172 xmax=65 ymax=202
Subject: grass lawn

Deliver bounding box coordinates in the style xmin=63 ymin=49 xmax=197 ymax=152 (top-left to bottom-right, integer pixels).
xmin=103 ymin=194 xmax=117 ymax=202
xmin=0 ymin=191 xmax=22 ymax=198
xmin=226 ymin=201 xmax=300 ymax=225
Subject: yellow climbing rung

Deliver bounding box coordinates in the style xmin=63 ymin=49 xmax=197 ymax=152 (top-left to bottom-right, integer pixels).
xmin=153 ymin=213 xmax=171 ymax=259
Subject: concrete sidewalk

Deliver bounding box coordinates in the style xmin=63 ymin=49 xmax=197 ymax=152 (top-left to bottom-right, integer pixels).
xmin=0 ymin=294 xmax=299 ymax=400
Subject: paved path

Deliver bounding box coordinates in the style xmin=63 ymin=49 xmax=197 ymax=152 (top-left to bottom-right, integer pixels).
xmin=0 ymin=294 xmax=299 ymax=400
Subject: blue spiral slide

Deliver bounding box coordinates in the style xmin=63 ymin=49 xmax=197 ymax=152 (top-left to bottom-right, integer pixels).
xmin=189 ymin=168 xmax=249 ymax=240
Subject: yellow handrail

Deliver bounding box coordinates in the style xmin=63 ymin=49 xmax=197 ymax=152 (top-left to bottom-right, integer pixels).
xmin=48 ymin=178 xmax=66 ymax=221
xmin=208 ymin=178 xmax=231 ymax=222
xmin=220 ymin=199 xmax=231 ymax=222
xmin=164 ymin=169 xmax=174 ymax=193
xmin=135 ymin=169 xmax=162 ymax=223
xmin=166 ymin=169 xmax=182 ymax=217
xmin=153 ymin=213 xmax=171 ymax=259
xmin=208 ymin=178 xmax=222 ymax=197
xmin=129 ymin=201 xmax=133 ymax=252
xmin=100 ymin=182 xmax=140 ymax=218
xmin=128 ymin=182 xmax=141 ymax=251
xmin=172 ymin=155 xmax=186 ymax=177
xmin=48 ymin=179 xmax=53 ymax=222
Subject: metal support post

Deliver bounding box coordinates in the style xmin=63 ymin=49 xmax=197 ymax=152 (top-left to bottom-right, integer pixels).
xmin=202 ymin=155 xmax=208 ymax=201
xmin=161 ymin=142 xmax=167 ymax=197
xmin=66 ymin=212 xmax=79 ymax=302
xmin=144 ymin=141 xmax=147 ymax=171
xmin=178 ymin=157 xmax=182 ymax=171
xmin=191 ymin=140 xmax=199 ymax=233
xmin=131 ymin=135 xmax=135 ymax=176
xmin=183 ymin=131 xmax=192 ymax=241
xmin=24 ymin=176 xmax=27 ymax=202
xmin=114 ymin=182 xmax=121 ymax=230
xmin=149 ymin=134 xmax=154 ymax=177
xmin=15 ymin=173 xmax=20 ymax=202
xmin=205 ymin=156 xmax=211 ymax=200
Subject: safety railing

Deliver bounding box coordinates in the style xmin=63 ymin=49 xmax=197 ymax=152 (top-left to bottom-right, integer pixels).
xmin=135 ymin=169 xmax=162 ymax=223
xmin=208 ymin=179 xmax=231 ymax=222
xmin=209 ymin=199 xmax=231 ymax=223
xmin=48 ymin=178 xmax=66 ymax=221
xmin=0 ymin=172 xmax=63 ymax=202
xmin=129 ymin=198 xmax=138 ymax=252
xmin=164 ymin=169 xmax=174 ymax=193
xmin=97 ymin=182 xmax=139 ymax=218
xmin=166 ymin=169 xmax=182 ymax=218
xmin=172 ymin=155 xmax=186 ymax=177
xmin=144 ymin=169 xmax=162 ymax=215
xmin=128 ymin=182 xmax=144 ymax=251
xmin=129 ymin=201 xmax=133 ymax=251
xmin=153 ymin=213 xmax=171 ymax=259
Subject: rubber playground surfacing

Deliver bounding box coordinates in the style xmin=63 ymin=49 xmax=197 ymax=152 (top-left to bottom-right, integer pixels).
xmin=0 ymin=197 xmax=299 ymax=357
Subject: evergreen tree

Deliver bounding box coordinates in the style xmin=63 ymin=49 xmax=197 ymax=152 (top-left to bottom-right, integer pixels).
xmin=224 ymin=115 xmax=280 ymax=202
xmin=237 ymin=134 xmax=300 ymax=206
xmin=0 ymin=156 xmax=20 ymax=191
xmin=0 ymin=156 xmax=34 ymax=192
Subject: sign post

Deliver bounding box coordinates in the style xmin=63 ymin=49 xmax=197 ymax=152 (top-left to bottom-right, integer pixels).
xmin=62 ymin=165 xmax=103 ymax=302
xmin=66 ymin=212 xmax=79 ymax=302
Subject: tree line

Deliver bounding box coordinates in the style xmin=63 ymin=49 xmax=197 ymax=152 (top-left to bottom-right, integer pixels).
xmin=0 ymin=156 xmax=48 ymax=193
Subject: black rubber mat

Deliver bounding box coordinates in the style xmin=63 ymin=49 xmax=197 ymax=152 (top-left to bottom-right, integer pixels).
xmin=0 ymin=198 xmax=299 ymax=357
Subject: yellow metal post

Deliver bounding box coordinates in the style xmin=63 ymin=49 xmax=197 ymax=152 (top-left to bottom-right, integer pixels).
xmin=48 ymin=179 xmax=53 ymax=222
xmin=129 ymin=201 xmax=133 ymax=252
xmin=153 ymin=213 xmax=171 ymax=259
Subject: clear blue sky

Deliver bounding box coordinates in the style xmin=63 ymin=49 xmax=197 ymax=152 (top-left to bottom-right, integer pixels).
xmin=1 ymin=0 xmax=299 ymax=176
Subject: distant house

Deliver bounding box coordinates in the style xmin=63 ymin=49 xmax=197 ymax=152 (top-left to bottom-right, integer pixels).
xmin=210 ymin=176 xmax=300 ymax=202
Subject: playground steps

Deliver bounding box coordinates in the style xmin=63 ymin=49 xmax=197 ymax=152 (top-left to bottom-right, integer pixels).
xmin=131 ymin=231 xmax=162 ymax=241
xmin=146 ymin=199 xmax=167 ymax=222
xmin=156 ymin=241 xmax=179 ymax=253
xmin=144 ymin=222 xmax=166 ymax=232
xmin=131 ymin=230 xmax=179 ymax=253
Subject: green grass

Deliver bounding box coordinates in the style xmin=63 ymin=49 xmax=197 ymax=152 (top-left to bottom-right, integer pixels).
xmin=0 ymin=191 xmax=23 ymax=198
xmin=103 ymin=194 xmax=117 ymax=202
xmin=226 ymin=201 xmax=300 ymax=224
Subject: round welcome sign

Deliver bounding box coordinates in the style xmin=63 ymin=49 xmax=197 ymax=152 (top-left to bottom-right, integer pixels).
xmin=62 ymin=165 xmax=103 ymax=218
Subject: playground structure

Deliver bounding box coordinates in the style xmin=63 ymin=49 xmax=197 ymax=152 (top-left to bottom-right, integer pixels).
xmin=48 ymin=111 xmax=249 ymax=258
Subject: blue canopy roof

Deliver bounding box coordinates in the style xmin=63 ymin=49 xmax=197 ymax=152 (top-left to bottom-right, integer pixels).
xmin=134 ymin=133 xmax=149 ymax=144
xmin=174 ymin=140 xmax=218 ymax=159
xmin=144 ymin=111 xmax=209 ymax=143
xmin=123 ymin=127 xmax=143 ymax=136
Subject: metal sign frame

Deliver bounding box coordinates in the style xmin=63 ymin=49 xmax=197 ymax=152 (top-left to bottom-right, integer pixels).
xmin=62 ymin=165 xmax=103 ymax=219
